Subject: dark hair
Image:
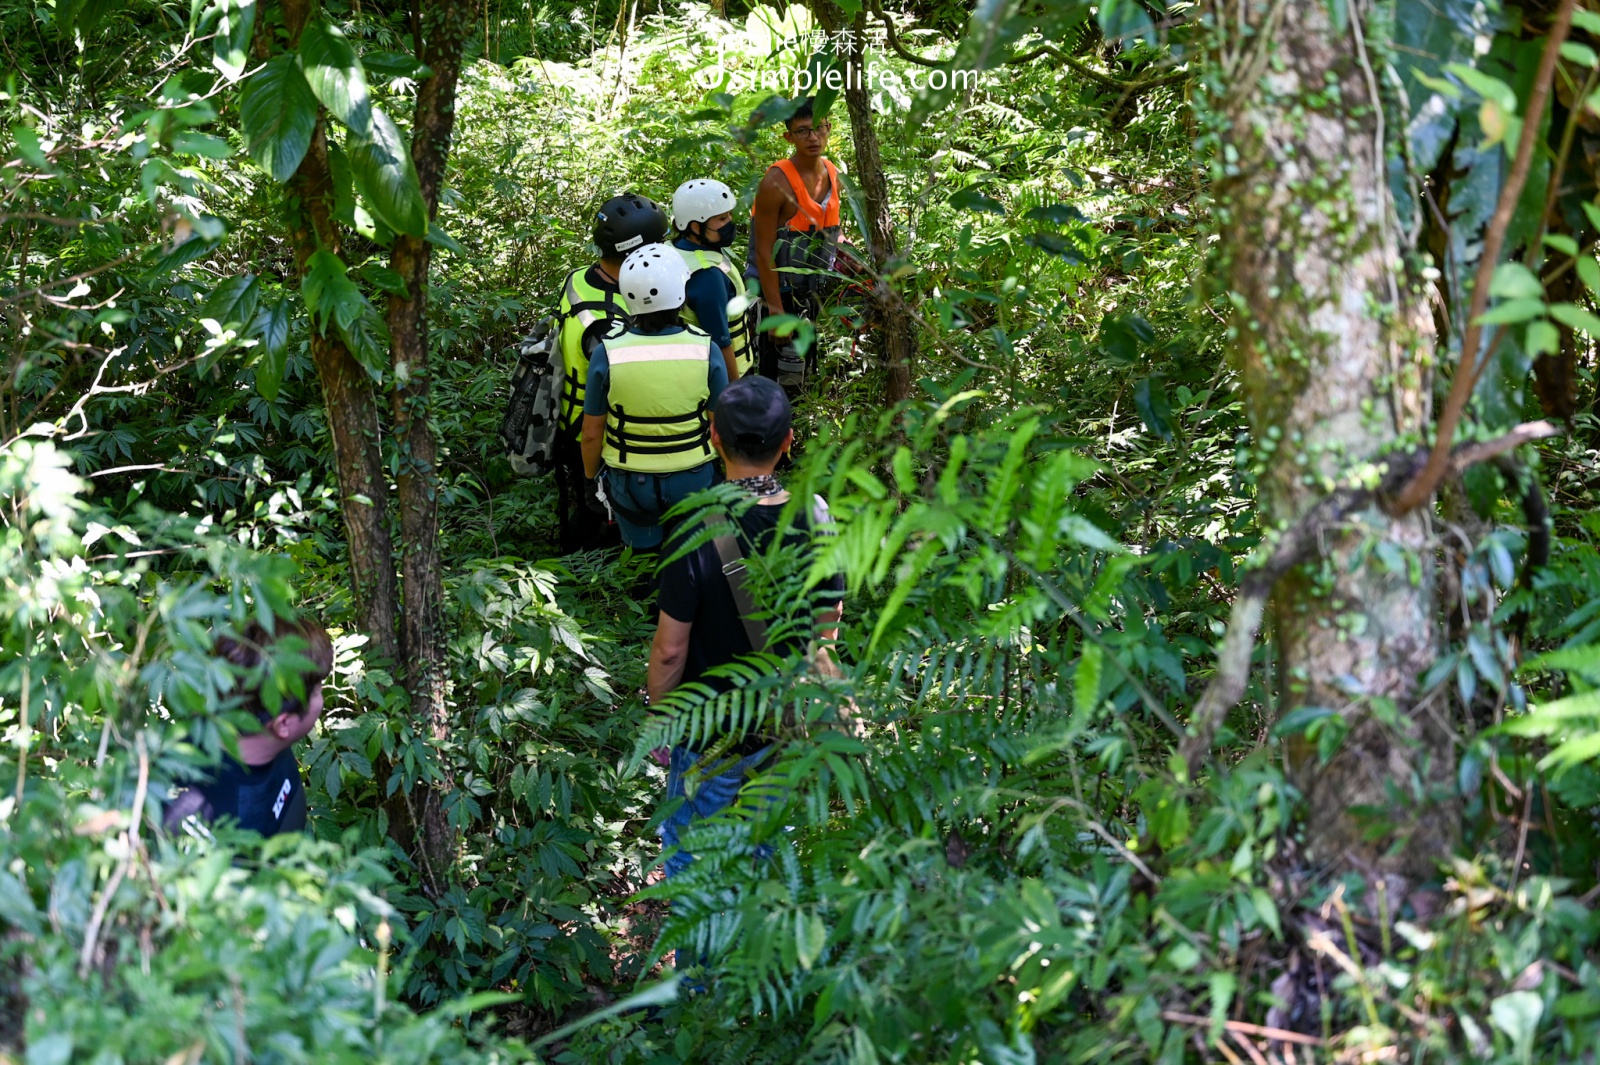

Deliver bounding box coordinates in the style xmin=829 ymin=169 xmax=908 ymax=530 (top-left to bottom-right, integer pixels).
xmin=631 ymin=307 xmax=682 ymax=333
xmin=785 ymin=96 xmax=816 ymax=130
xmin=720 ymin=431 xmax=787 ymax=466
xmin=215 ymin=617 xmax=333 ymax=722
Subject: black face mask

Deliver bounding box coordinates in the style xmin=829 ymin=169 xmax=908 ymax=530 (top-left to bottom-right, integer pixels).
xmin=699 ymin=220 xmax=739 ymax=250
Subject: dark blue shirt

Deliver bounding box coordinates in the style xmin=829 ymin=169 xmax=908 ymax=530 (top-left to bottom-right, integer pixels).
xmin=168 ymin=746 xmax=307 ymax=838
xmin=674 ymin=237 xmax=736 ymax=350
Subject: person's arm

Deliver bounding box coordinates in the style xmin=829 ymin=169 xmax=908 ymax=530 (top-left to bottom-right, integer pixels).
xmin=684 ymin=268 xmax=740 ymax=382
xmin=648 ymin=612 xmax=693 ymax=703
xmin=581 ymin=415 xmax=605 ymax=478
xmin=580 ymin=344 xmax=610 ymax=478
xmin=751 ymin=168 xmax=789 ymax=315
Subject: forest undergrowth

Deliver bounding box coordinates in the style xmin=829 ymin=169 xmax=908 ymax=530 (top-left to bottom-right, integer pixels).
xmin=4 ymin=0 xmax=1600 ymax=1063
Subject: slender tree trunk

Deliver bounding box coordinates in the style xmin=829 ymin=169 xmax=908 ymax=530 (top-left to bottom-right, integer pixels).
xmin=276 ymin=3 xmax=400 ymax=666
xmin=811 ymin=2 xmax=916 ymax=403
xmin=1213 ymin=0 xmax=1455 ymax=887
xmin=385 ymin=0 xmax=475 ymax=889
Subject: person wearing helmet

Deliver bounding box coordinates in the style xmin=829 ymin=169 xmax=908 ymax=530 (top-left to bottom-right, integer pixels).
xmin=579 ymin=243 xmax=730 ymax=552
xmin=672 ymin=178 xmax=752 ymax=382
xmin=550 ymin=193 xmax=669 ymax=553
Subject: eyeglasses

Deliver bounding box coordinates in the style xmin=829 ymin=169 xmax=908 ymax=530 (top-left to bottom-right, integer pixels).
xmin=789 ymin=125 xmax=827 ymax=140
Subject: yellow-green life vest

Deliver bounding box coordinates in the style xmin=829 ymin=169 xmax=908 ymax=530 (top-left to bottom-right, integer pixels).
xmin=600 ymin=327 xmax=716 ymax=474
xmin=676 ymin=246 xmax=754 ymax=377
xmin=557 ymin=267 xmax=626 ymax=432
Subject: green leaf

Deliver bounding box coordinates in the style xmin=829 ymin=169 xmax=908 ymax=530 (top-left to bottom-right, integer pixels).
xmin=360 ymin=263 xmax=410 ymax=297
xmin=1097 ymin=312 xmax=1155 ymax=365
xmin=1488 ymin=261 xmax=1543 ymax=301
xmin=1133 ymin=376 xmax=1175 ymax=441
xmin=1272 ymin=705 xmax=1334 ymax=738
xmin=362 ymin=50 xmax=430 ymax=79
xmin=203 ymin=272 xmax=259 ymax=329
xmin=1543 ymin=232 xmax=1578 ymax=256
xmin=25 ymin=1033 xmax=73 ymax=1065
xmin=1446 ymin=63 xmax=1516 ymax=110
xmin=53 ymin=0 xmax=123 ymax=33
xmin=1474 ymin=298 xmax=1545 ymax=325
xmin=1099 ymin=0 xmax=1154 ymax=49
xmin=803 ymin=45 xmax=840 ymax=122
xmin=1489 ymin=990 xmax=1542 ymax=1065
xmin=949 ymin=187 xmax=1006 ymax=215
xmin=255 ymin=341 xmax=287 ymax=401
xmin=254 ymin=295 xmax=290 ymax=357
xmin=12 ymin=126 xmax=50 ymax=169
xmin=211 ymin=0 xmax=256 ymax=81
xmin=299 ymin=19 xmax=372 ymax=134
xmin=1549 ymin=301 xmax=1600 ymax=336
xmin=796 ymin=911 xmax=826 ymax=971
xmin=337 ymin=297 xmax=391 ymax=380
xmin=1561 ymin=41 xmax=1599 ymax=69
xmin=171 ymin=130 xmax=231 ymax=158
xmin=1526 ymin=320 xmax=1559 ymax=359
xmin=302 ymin=250 xmax=364 ymax=332
xmin=239 ymin=52 xmax=318 ymax=182
xmin=1074 ymin=643 xmax=1102 ymax=718
xmin=1497 ymin=689 xmax=1600 ymax=737
xmin=1577 ymin=256 xmax=1600 ymax=299
xmin=347 ymin=108 xmax=427 ymax=238
xmin=426 ymin=221 xmax=464 ymax=254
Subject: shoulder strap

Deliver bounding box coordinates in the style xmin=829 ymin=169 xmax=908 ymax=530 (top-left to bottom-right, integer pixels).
xmin=708 ymin=512 xmax=768 ymax=652
xmin=822 ymin=161 xmax=840 ymax=226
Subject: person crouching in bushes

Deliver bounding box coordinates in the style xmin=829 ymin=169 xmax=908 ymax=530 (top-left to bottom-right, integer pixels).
xmin=164 ymin=617 xmax=333 ymax=838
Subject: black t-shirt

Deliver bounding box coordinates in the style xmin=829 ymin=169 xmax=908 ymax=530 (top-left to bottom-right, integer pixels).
xmin=170 ymin=747 xmax=307 ymax=838
xmin=657 ymin=495 xmax=845 ymax=692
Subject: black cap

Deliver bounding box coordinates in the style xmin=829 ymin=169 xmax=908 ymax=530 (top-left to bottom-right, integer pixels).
xmin=714 ymin=376 xmax=792 ymax=455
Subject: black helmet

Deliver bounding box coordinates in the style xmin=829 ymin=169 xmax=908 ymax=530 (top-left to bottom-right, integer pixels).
xmin=592 ymin=193 xmax=669 ymax=258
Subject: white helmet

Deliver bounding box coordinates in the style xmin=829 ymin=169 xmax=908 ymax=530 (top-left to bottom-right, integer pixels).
xmin=673 ymin=178 xmax=736 ymax=229
xmin=619 ymin=243 xmax=691 ymax=315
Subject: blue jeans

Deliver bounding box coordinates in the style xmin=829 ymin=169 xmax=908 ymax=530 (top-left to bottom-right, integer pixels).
xmin=600 ymin=463 xmax=715 ymax=550
xmin=659 ymin=744 xmax=773 ymax=877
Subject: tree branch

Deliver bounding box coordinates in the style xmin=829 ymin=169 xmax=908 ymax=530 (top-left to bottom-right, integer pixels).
xmin=1389 ymin=0 xmax=1579 ymax=514
xmin=1179 ymin=421 xmax=1561 ymax=774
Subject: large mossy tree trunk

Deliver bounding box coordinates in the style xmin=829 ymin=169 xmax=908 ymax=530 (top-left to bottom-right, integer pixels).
xmin=384 ymin=0 xmax=476 ymax=892
xmin=811 ymin=2 xmax=916 ymax=404
xmin=1212 ymin=0 xmax=1456 ymax=887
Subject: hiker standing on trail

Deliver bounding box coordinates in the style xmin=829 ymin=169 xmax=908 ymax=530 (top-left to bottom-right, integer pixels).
xmin=646 ymin=376 xmax=845 ymax=876
xmin=672 ymin=177 xmax=754 ymax=383
xmin=552 ymin=193 xmax=669 ymax=553
xmin=580 ymin=243 xmax=728 ymax=554
xmin=746 ymin=96 xmax=857 ymax=389
xmin=164 ymin=618 xmax=334 ymax=840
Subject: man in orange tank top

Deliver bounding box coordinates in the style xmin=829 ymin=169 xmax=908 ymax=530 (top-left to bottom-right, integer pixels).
xmin=746 ymin=96 xmax=851 ymax=387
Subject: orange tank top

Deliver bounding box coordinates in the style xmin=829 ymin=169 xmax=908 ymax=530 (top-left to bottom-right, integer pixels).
xmin=761 ymin=158 xmax=840 ymax=232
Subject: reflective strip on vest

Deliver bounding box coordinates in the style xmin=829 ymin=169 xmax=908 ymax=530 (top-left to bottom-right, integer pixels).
xmin=677 ymin=246 xmax=754 ymax=376
xmin=600 ymin=331 xmax=714 ymax=474
xmin=557 ymin=269 xmax=625 ymax=431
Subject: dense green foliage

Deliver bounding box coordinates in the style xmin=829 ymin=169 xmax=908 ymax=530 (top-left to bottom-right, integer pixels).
xmin=5 ymin=0 xmax=1600 ymax=1062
